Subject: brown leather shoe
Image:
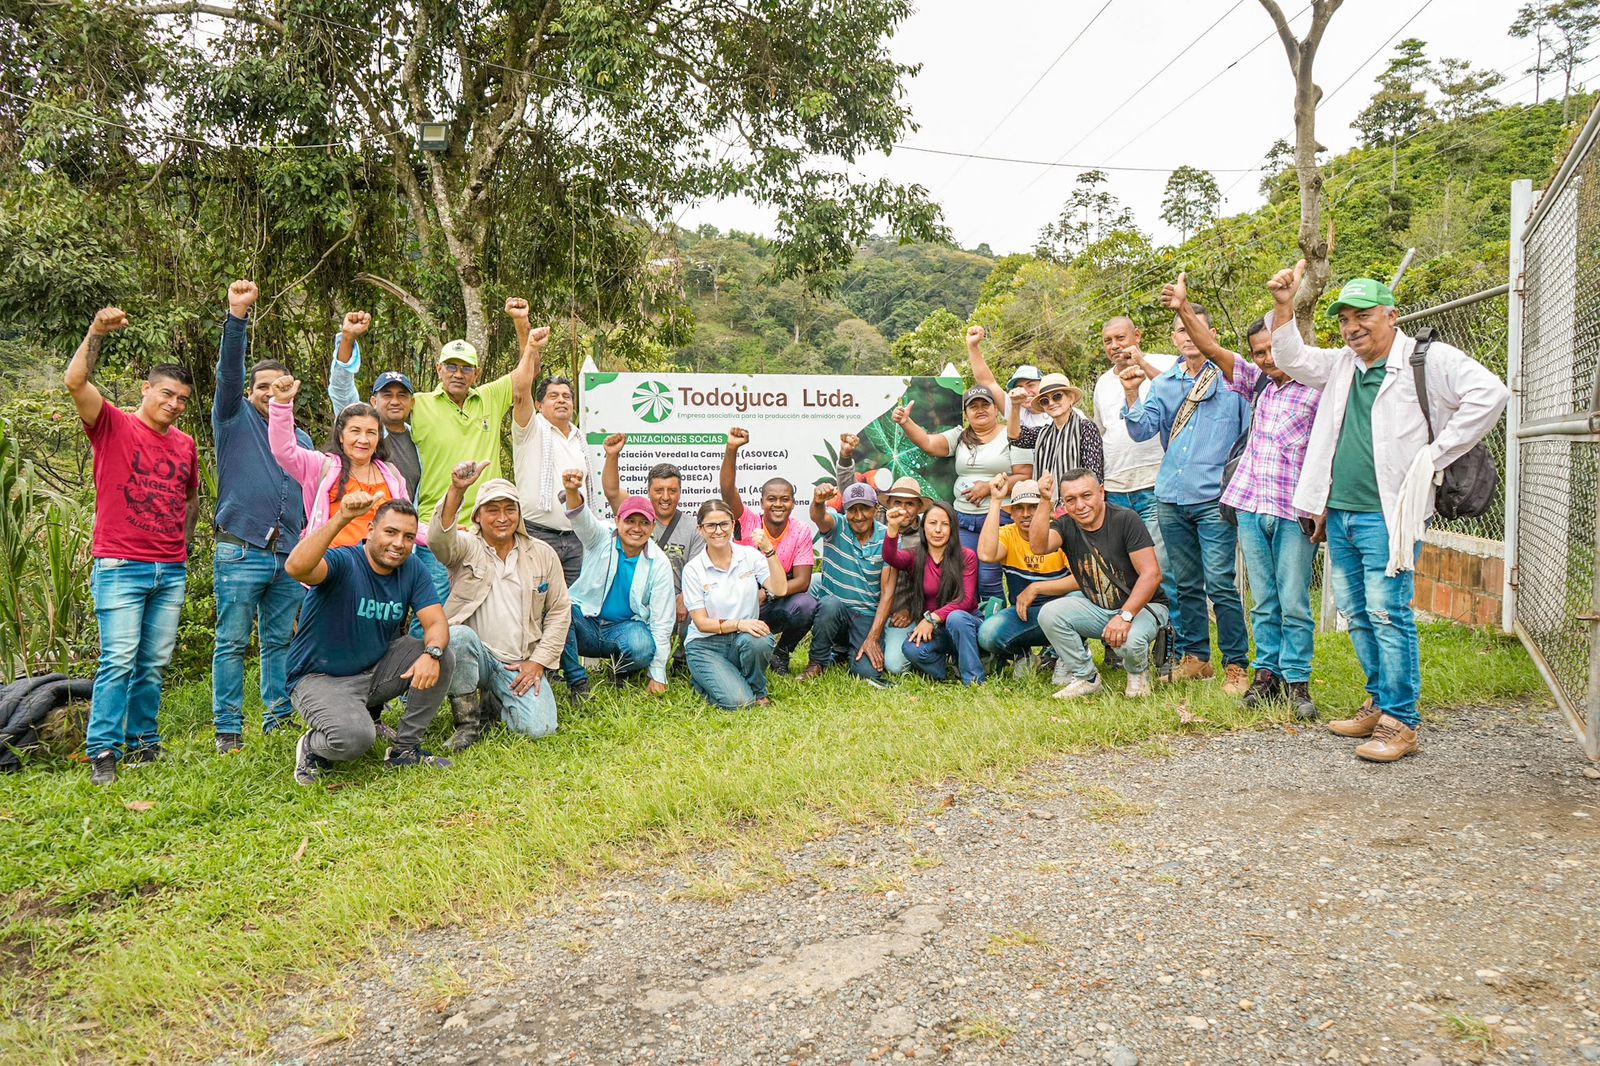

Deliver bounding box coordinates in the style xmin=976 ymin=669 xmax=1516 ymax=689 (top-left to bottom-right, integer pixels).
xmin=1222 ymin=664 xmax=1249 ymax=696
xmin=1327 ymin=698 xmax=1380 ymax=737
xmin=1170 ymin=655 xmax=1215 ymax=682
xmin=799 ymin=662 xmax=827 ymax=683
xmin=1354 ymin=715 xmax=1419 ymax=762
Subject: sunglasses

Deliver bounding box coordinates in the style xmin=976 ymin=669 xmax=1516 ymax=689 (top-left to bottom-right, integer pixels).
xmin=1040 ymin=391 xmax=1072 ymax=406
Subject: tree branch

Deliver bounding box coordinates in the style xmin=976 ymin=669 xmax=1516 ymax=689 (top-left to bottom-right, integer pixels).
xmin=132 ymin=1 xmax=284 ymax=33
xmin=355 ymin=273 xmax=443 ymax=357
xmin=1256 ymin=0 xmax=1299 ymax=65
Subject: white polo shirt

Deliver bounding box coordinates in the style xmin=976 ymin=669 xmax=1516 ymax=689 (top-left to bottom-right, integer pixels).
xmin=680 ymin=544 xmax=767 ymax=643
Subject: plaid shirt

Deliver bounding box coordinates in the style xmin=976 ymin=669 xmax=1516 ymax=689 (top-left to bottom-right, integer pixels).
xmin=1220 ymin=360 xmax=1322 ymax=520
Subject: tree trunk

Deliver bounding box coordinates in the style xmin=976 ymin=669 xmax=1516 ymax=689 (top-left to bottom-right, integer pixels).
xmin=1260 ymin=0 xmax=1344 ymax=341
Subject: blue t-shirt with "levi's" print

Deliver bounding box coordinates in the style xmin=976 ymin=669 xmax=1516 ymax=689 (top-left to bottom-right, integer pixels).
xmin=287 ymin=545 xmax=439 ymax=688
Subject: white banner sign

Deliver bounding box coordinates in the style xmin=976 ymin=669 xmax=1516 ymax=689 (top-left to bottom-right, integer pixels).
xmin=579 ymin=361 xmax=967 ymax=515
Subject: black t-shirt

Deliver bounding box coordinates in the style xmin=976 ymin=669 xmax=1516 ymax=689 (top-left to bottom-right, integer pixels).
xmin=1049 ymin=504 xmax=1166 ymax=611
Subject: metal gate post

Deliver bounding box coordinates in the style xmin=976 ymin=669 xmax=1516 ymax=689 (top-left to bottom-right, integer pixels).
xmin=1503 ymin=180 xmax=1532 ymax=633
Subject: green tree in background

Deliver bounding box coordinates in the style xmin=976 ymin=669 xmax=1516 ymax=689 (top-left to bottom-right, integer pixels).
xmin=1160 ymin=165 xmax=1221 ymax=243
xmin=1512 ymin=0 xmax=1600 ymax=121
xmin=1353 ymin=38 xmax=1437 ymax=191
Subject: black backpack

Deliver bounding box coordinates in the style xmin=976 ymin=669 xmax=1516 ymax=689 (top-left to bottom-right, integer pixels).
xmin=1219 ymin=372 xmax=1273 ymax=527
xmin=1410 ymin=327 xmax=1499 ymax=521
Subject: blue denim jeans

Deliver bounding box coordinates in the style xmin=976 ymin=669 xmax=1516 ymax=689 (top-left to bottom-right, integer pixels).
xmin=881 ymin=624 xmax=917 ymax=676
xmin=901 ymin=609 xmax=986 ymax=684
xmin=448 ymin=625 xmax=557 ymax=738
xmin=1038 ymin=593 xmax=1169 ymax=678
xmin=211 ymin=542 xmax=303 ymax=735
xmin=86 ymin=559 xmax=188 ymax=758
xmin=685 ymin=632 xmax=775 ymax=708
xmin=1327 ymin=509 xmax=1422 ymax=727
xmin=409 ymin=545 xmax=451 ymax=638
xmin=977 ymin=601 xmax=1057 ymax=660
xmin=1157 ymin=500 xmax=1249 ymax=667
xmin=956 ymin=512 xmax=1006 ymax=602
xmin=809 ymin=595 xmax=885 ymax=680
xmin=1108 ymin=489 xmax=1179 ymax=623
xmin=759 ymin=591 xmax=819 ymax=656
xmin=561 ymin=607 xmax=657 ymax=687
xmin=1237 ymin=512 xmax=1318 ymax=683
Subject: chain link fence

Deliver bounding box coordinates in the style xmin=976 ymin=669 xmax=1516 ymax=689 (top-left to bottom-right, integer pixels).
xmin=1511 ymin=124 xmax=1600 ymax=758
xmin=1397 ymin=286 xmax=1510 ymax=543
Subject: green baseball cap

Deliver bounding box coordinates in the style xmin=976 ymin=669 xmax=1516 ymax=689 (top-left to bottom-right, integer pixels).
xmin=1326 ymin=278 xmax=1397 ymax=319
xmin=439 ymin=339 xmax=479 ymax=366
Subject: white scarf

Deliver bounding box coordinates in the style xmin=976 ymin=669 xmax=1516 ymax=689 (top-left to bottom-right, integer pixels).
xmin=536 ymin=414 xmax=559 ymax=515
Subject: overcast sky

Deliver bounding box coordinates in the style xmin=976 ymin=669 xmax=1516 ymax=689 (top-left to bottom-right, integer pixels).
xmin=686 ymin=0 xmax=1564 ymax=255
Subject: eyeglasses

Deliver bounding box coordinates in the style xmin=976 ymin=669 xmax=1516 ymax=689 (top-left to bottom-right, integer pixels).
xmin=1040 ymin=391 xmax=1071 ymax=406
xmin=438 ymin=363 xmax=475 ymax=376
xmin=701 ymin=520 xmax=733 ymax=532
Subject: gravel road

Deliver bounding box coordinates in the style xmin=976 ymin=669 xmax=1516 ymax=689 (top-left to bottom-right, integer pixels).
xmin=267 ymin=701 xmax=1600 ymax=1066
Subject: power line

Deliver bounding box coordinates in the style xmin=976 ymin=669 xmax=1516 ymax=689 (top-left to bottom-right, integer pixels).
xmin=1019 ymin=0 xmax=1250 ymax=194
xmin=935 ymin=0 xmax=1118 ymax=190
xmin=1320 ymin=0 xmax=1438 ymax=104
xmin=894 ymin=144 xmax=1262 ymax=173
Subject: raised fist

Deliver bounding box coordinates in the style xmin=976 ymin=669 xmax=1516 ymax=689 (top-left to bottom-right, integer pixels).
xmin=966 ymin=325 xmax=985 ymax=347
xmin=1009 ymin=385 xmax=1029 ymax=409
xmin=1036 ymin=471 xmax=1056 ymax=502
xmin=1159 ymin=272 xmax=1188 ymax=311
xmin=341 ymin=311 xmax=372 ymax=337
xmin=269 ymin=374 xmax=301 ymax=404
xmin=814 ymin=483 xmax=838 ymax=507
xmin=340 ymin=490 xmax=376 ymax=518
xmin=989 ymin=471 xmax=1010 ymax=495
xmin=603 ymin=433 xmax=627 ymax=457
xmin=504 ymin=297 xmax=529 ymax=320
xmin=752 ymin=527 xmax=774 ymax=554
xmin=90 ymin=307 xmax=129 ymax=335
xmin=228 ymin=280 xmax=259 ymax=318
xmin=1268 ymin=259 xmax=1306 ymax=303
xmin=838 ymin=432 xmax=860 ymax=460
xmin=1118 ymin=364 xmax=1147 ymax=390
xmin=451 ymin=460 xmax=489 ymax=490
xmin=527 ymin=324 xmax=551 ymax=347
xmin=561 ymin=468 xmax=585 ymax=494
xmin=726 ymin=426 xmax=750 ymax=450
xmin=890 ymin=401 xmax=916 ymax=427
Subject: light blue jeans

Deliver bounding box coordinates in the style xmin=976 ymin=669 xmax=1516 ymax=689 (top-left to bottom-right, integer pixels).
xmin=1326 ymin=509 xmax=1422 ymax=727
xmin=1237 ymin=512 xmax=1318 ymax=683
xmin=1157 ymin=500 xmax=1249 ymax=667
xmin=1038 ymin=593 xmax=1169 ymax=679
xmin=901 ymin=609 xmax=986 ymax=684
xmin=685 ymin=631 xmax=775 ymax=708
xmin=211 ymin=542 xmax=303 ymax=735
xmin=977 ymin=602 xmax=1057 ymax=660
xmin=447 ymin=625 xmax=558 ymax=738
xmin=409 ymin=545 xmax=451 ymax=638
xmin=1107 ymin=489 xmax=1178 ymax=615
xmin=86 ymin=559 xmax=187 ymax=758
xmin=881 ymin=624 xmax=917 ymax=676
xmin=561 ymin=608 xmax=656 ymax=688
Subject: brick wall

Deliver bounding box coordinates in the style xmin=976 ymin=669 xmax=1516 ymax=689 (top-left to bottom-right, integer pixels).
xmin=1412 ymin=533 xmax=1504 ymax=629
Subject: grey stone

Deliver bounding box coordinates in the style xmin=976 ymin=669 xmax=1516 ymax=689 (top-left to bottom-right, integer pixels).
xmin=868 ymin=1005 xmax=918 ymax=1040
xmin=1104 ymin=1047 xmax=1139 ymax=1066
xmin=1579 ymin=1045 xmax=1600 ymax=1063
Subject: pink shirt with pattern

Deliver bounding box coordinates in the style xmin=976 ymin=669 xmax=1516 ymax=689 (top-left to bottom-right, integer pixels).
xmin=1220 ymin=359 xmax=1322 ymax=521
xmin=736 ymin=509 xmax=816 ymax=575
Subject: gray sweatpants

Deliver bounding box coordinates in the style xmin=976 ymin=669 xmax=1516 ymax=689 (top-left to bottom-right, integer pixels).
xmin=289 ymin=635 xmax=456 ymax=761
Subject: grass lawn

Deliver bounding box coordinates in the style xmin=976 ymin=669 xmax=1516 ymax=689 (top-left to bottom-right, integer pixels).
xmin=0 ymin=622 xmax=1543 ymax=1064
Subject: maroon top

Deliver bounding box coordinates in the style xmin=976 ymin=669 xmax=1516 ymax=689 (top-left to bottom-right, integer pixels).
xmin=882 ymin=534 xmax=979 ymax=621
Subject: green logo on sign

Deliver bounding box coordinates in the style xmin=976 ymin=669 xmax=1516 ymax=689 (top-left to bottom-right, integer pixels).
xmin=632 ymin=380 xmax=674 ymax=423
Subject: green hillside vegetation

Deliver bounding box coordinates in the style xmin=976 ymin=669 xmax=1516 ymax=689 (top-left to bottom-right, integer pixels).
xmin=670 ymin=230 xmax=994 ymax=374
xmin=889 ymin=90 xmax=1589 ymax=396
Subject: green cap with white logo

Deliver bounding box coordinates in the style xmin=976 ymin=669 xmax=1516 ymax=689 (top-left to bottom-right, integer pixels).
xmin=1326 ymin=278 xmax=1397 ymax=319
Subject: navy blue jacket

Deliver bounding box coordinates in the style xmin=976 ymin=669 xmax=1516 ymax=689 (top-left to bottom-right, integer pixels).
xmin=211 ymin=313 xmax=313 ymax=551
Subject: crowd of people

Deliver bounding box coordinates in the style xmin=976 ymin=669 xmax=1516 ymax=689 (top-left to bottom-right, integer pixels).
xmin=64 ymin=261 xmax=1507 ymax=787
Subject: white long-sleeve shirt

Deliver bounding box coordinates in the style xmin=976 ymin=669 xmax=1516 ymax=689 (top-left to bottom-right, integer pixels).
xmin=1271 ymin=319 xmax=1508 ymax=529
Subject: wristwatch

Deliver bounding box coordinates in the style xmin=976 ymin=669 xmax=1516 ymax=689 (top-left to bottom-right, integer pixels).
xmin=1118 ymin=610 xmax=1135 ymax=623
xmin=424 ymin=644 xmax=445 ymax=660
xmin=923 ymin=611 xmax=943 ymax=627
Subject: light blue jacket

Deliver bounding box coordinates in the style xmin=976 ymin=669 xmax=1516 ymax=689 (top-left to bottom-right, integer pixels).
xmin=567 ymin=505 xmax=677 ymax=684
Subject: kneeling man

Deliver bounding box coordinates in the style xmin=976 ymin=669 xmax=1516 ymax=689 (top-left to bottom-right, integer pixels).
xmin=801 ymin=482 xmax=896 ymax=685
xmin=1027 ymin=470 xmax=1170 ymax=699
xmin=559 ymin=469 xmax=676 ymax=696
xmin=975 ymin=475 xmax=1074 ymax=682
xmin=429 ymin=462 xmax=572 ymax=750
xmin=286 ymin=493 xmax=454 ymax=785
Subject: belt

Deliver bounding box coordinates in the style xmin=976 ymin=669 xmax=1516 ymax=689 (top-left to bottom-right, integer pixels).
xmin=527 ymin=522 xmax=578 ymax=538
xmin=217 ymin=529 xmax=280 ymax=551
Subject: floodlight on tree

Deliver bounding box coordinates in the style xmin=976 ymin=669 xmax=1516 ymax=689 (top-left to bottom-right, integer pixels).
xmin=417 ymin=123 xmax=449 ymax=152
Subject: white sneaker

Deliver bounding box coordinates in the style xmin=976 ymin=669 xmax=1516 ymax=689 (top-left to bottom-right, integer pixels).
xmin=1051 ymin=658 xmax=1075 ymax=686
xmin=1011 ymin=652 xmax=1038 ymax=681
xmin=1125 ymin=671 xmax=1152 ymax=697
xmin=1051 ymin=673 xmax=1103 ymax=699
